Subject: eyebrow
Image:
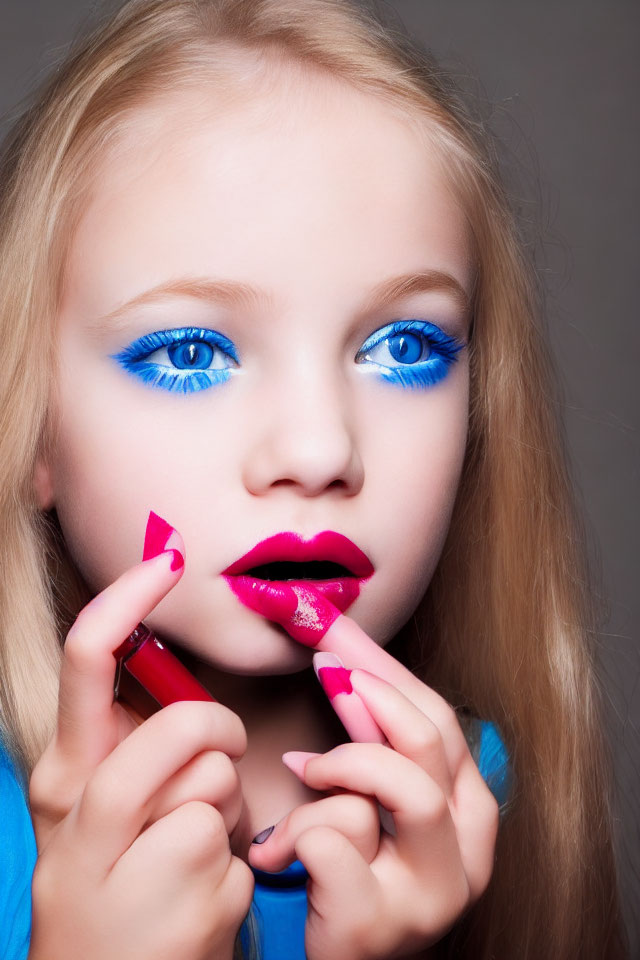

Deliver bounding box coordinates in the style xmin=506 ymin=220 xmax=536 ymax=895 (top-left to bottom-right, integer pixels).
xmin=90 ymin=269 xmax=470 ymax=330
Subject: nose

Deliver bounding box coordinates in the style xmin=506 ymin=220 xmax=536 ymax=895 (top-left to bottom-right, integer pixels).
xmin=241 ymin=362 xmax=364 ymax=498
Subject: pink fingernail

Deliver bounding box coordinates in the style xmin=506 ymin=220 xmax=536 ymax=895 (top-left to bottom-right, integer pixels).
xmin=143 ymin=511 xmax=184 ymax=570
xmin=165 ymin=548 xmax=184 ymax=572
xmin=281 ymin=750 xmax=321 ymax=779
xmin=313 ymin=652 xmax=353 ymax=699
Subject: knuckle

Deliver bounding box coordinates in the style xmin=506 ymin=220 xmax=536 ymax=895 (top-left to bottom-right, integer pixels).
xmin=217 ymin=757 xmax=241 ymax=802
xmin=63 ymin=618 xmax=93 ymax=671
xmin=412 ymin=777 xmax=448 ymax=825
xmin=156 ymin=700 xmax=203 ymax=738
xmin=338 ymin=793 xmax=379 ymax=839
xmin=180 ymin=800 xmax=227 ymax=852
xmin=28 ymin=755 xmax=53 ymax=810
xmin=156 ymin=700 xmax=246 ymax=757
xmin=196 ymin=750 xmax=240 ymax=800
xmin=403 ymin=720 xmax=443 ymax=758
xmin=483 ymin=789 xmax=500 ymax=835
xmin=79 ymin=771 xmax=118 ymax=824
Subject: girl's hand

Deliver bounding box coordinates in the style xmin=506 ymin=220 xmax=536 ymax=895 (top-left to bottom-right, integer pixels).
xmin=249 ymin=592 xmax=499 ymax=960
xmin=28 ymin=538 xmax=253 ymax=960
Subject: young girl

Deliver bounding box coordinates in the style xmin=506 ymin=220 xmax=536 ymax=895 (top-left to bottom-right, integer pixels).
xmin=0 ymin=0 xmax=627 ymax=958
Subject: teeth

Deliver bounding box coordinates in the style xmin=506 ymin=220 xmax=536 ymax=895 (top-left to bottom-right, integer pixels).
xmin=245 ymin=561 xmax=352 ymax=581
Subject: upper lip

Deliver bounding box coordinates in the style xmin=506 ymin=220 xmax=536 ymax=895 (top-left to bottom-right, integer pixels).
xmin=222 ymin=531 xmax=374 ymax=578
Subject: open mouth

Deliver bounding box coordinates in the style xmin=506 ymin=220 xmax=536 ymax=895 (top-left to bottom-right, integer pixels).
xmin=243 ymin=560 xmax=354 ymax=581
xmin=222 ymin=531 xmax=373 ymax=614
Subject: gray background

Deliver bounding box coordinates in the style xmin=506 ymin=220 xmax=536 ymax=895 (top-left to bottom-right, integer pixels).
xmin=1 ymin=0 xmax=638 ymax=953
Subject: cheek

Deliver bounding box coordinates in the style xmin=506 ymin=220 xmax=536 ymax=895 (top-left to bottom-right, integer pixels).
xmin=358 ymin=368 xmax=468 ymax=639
xmin=49 ymin=356 xmax=243 ymax=594
xmin=49 ymin=358 xmax=179 ymax=589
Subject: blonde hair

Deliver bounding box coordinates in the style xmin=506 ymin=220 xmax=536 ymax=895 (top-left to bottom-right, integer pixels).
xmin=0 ymin=1 xmax=626 ymax=957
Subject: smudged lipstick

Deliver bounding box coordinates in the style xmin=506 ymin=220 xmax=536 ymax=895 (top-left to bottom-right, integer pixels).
xmin=222 ymin=531 xmax=374 ymax=627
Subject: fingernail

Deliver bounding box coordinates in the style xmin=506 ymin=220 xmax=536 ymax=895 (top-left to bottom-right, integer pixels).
xmin=251 ymin=824 xmax=275 ymax=845
xmin=143 ymin=511 xmax=184 ymax=569
xmin=165 ymin=548 xmax=184 ymax=572
xmin=313 ymin=652 xmax=353 ymax=699
xmin=281 ymin=750 xmax=321 ymax=779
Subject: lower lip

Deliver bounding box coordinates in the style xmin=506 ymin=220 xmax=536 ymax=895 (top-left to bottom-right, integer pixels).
xmin=224 ymin=575 xmax=364 ymax=613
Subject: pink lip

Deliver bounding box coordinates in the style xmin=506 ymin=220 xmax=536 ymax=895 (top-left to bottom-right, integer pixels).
xmin=223 ymin=531 xmax=374 ymax=577
xmin=222 ymin=531 xmax=374 ymax=614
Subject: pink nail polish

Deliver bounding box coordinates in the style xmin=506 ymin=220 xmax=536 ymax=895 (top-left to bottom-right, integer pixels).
xmin=165 ymin=548 xmax=184 ymax=572
xmin=143 ymin=511 xmax=184 ymax=570
xmin=281 ymin=750 xmax=320 ymax=779
xmin=313 ymin=651 xmax=353 ymax=698
xmin=224 ymin=579 xmax=340 ymax=647
xmin=143 ymin=510 xmax=175 ymax=560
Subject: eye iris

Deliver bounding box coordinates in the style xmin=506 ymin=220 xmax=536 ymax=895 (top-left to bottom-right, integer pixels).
xmin=167 ymin=341 xmax=214 ymax=369
xmin=387 ymin=332 xmax=425 ymax=364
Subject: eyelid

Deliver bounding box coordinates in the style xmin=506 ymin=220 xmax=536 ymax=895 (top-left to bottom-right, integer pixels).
xmin=111 ymin=326 xmax=240 ymax=363
xmin=357 ymin=318 xmax=465 ymax=358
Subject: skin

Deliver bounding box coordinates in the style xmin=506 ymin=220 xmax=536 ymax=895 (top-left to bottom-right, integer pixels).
xmin=30 ymin=63 xmax=497 ymax=960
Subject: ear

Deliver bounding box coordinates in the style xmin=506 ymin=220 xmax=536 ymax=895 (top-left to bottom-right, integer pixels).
xmin=33 ymin=456 xmax=55 ymax=511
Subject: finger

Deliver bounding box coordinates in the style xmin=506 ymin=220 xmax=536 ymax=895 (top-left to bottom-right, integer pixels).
xmin=71 ymin=699 xmax=246 ymax=873
xmin=348 ymin=668 xmax=453 ymax=796
xmin=145 ymin=749 xmax=244 ymax=835
xmin=314 ymin=608 xmax=465 ymax=770
xmin=241 ymin=583 xmax=468 ymax=774
xmin=248 ymin=792 xmax=380 ymax=873
xmin=113 ymin=803 xmax=255 ymax=943
xmin=345 ymin=663 xmax=500 ymax=885
xmin=294 ymin=826 xmax=379 ymax=940
xmin=284 ymin=743 xmax=459 ymax=871
xmin=313 ymin=652 xmax=386 ymax=744
xmin=444 ymin=757 xmax=500 ymax=899
xmin=116 ymin=799 xmax=233 ymax=886
xmin=58 ymin=543 xmax=184 ymax=763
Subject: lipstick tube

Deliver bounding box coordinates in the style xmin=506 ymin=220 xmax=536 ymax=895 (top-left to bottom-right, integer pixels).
xmin=113 ymin=624 xmax=215 ymax=706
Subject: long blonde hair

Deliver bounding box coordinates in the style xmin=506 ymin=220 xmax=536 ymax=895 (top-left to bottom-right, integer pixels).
xmin=0 ymin=1 xmax=626 ymax=957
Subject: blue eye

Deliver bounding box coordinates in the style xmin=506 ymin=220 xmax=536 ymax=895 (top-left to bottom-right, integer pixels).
xmin=109 ymin=327 xmax=239 ymax=394
xmin=355 ymin=319 xmax=465 ymax=390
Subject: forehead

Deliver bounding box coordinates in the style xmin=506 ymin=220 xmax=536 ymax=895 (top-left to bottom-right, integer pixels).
xmin=62 ymin=64 xmax=472 ymax=319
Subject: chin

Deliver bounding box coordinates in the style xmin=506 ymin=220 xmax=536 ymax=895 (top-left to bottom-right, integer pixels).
xmin=154 ymin=614 xmax=316 ymax=676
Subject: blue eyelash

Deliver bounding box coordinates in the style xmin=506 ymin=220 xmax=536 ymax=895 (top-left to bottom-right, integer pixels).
xmin=355 ymin=319 xmax=465 ymax=390
xmin=110 ymin=320 xmax=464 ymax=396
xmin=110 ymin=327 xmax=239 ymax=394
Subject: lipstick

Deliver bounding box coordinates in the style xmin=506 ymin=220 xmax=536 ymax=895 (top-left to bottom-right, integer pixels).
xmin=112 ymin=510 xmax=214 ymax=707
xmin=113 ymin=624 xmax=215 ymax=706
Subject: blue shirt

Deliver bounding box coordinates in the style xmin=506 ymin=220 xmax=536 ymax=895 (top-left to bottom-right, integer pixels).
xmin=0 ymin=740 xmax=37 ymax=960
xmin=0 ymin=719 xmax=511 ymax=960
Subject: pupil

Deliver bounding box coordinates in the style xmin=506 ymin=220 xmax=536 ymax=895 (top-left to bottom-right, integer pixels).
xmin=388 ymin=332 xmax=423 ymax=364
xmin=168 ymin=341 xmax=214 ymax=369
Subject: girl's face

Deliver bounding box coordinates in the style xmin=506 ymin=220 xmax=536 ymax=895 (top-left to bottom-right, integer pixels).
xmin=39 ymin=68 xmax=473 ymax=674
